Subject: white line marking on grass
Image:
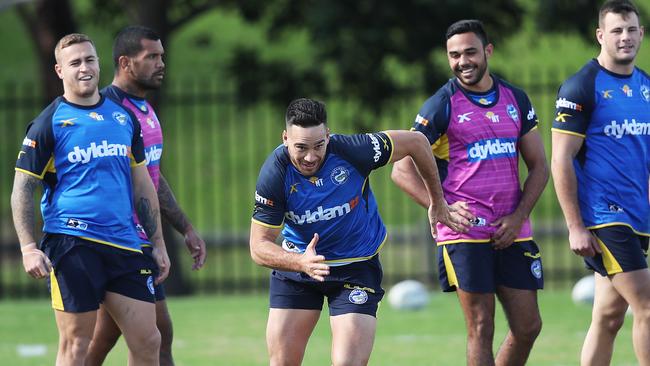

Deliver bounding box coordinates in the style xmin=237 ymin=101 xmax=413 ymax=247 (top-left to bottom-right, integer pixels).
xmin=16 ymin=344 xmax=47 ymax=357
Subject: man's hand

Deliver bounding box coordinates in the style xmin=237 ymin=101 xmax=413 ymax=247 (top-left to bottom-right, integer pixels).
xmin=429 ymin=201 xmax=474 ymax=239
xmin=184 ymin=229 xmax=206 ymax=270
xmin=569 ymin=226 xmax=601 ymax=257
xmin=22 ymin=246 xmax=52 ymax=279
xmin=490 ymin=211 xmax=526 ymax=249
xmin=152 ymin=245 xmax=171 ymax=284
xmin=299 ymin=233 xmax=330 ymax=281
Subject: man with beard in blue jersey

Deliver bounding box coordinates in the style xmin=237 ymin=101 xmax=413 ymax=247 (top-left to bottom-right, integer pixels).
xmin=11 ymin=33 xmax=169 ymax=366
xmin=552 ymin=1 xmax=650 ymax=365
xmin=250 ymin=98 xmax=472 ymax=366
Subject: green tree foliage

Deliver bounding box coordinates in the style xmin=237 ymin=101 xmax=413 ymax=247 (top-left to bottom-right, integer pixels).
xmin=231 ymin=0 xmax=524 ymax=108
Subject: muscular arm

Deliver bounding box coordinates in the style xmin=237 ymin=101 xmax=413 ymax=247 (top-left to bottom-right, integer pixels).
xmin=11 ymin=171 xmax=51 ymax=278
xmin=386 ymin=130 xmax=471 ymax=236
xmin=391 ymin=156 xmax=431 ymax=208
xmin=249 ymin=222 xmax=329 ymax=281
xmin=551 ymin=131 xmax=600 ymax=257
xmin=132 ymin=164 xmax=170 ymax=281
xmin=158 ymin=174 xmax=206 ymax=269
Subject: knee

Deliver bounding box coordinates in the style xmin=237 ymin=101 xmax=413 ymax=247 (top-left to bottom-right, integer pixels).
xmin=466 ymin=316 xmax=495 ymax=340
xmin=269 ymin=351 xmax=303 ymax=366
xmin=512 ymin=316 xmax=542 ymax=343
xmin=331 ymin=354 xmax=370 ymax=366
xmin=59 ymin=334 xmax=92 ymax=361
xmin=594 ymin=310 xmax=626 ymax=335
xmin=131 ymin=327 xmax=161 ymax=356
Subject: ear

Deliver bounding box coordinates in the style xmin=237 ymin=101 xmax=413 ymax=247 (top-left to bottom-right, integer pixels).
xmin=484 ymin=43 xmax=494 ymax=59
xmin=118 ymin=55 xmax=131 ymax=72
xmin=596 ymin=28 xmax=605 ymax=45
xmin=282 ymin=130 xmax=288 ymax=146
xmin=640 ymin=25 xmax=645 ymax=40
xmin=54 ymin=64 xmax=64 ymax=80
xmin=326 ymin=127 xmax=330 ymax=141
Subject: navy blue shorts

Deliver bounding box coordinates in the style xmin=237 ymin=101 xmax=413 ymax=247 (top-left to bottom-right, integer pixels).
xmin=41 ymin=233 xmax=156 ymax=312
xmin=438 ymin=241 xmax=544 ymax=293
xmin=586 ymin=225 xmax=649 ymax=277
xmin=269 ymin=255 xmax=384 ymax=317
xmin=142 ymin=246 xmax=166 ymax=301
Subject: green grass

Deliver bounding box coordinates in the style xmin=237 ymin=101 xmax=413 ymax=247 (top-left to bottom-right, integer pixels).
xmin=0 ymin=290 xmax=638 ymax=365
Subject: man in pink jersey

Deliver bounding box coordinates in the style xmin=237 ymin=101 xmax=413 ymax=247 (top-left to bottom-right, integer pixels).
xmin=392 ymin=20 xmax=549 ymax=366
xmin=86 ymin=26 xmax=207 ymax=366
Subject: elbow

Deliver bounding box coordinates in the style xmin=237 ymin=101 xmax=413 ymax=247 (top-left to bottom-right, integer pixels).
xmin=249 ymin=242 xmax=264 ymax=266
xmin=390 ymin=161 xmax=406 ymax=186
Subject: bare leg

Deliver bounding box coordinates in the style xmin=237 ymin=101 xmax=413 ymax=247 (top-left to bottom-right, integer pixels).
xmin=54 ymin=310 xmax=97 ymax=366
xmin=267 ymin=308 xmax=320 ymax=366
xmin=330 ymin=313 xmax=376 ymax=366
xmin=580 ymin=274 xmax=627 ymax=366
xmin=85 ymin=304 xmax=122 ymax=366
xmin=457 ymin=289 xmax=496 ymax=366
xmin=610 ymin=269 xmax=650 ymax=365
xmin=156 ymin=300 xmax=175 ymax=366
xmin=103 ymin=291 xmax=160 ymax=366
xmin=495 ymin=287 xmax=542 ymax=366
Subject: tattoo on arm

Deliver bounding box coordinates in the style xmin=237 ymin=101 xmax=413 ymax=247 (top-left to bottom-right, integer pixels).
xmin=11 ymin=173 xmax=39 ymax=246
xmin=158 ymin=175 xmax=191 ymax=234
xmin=136 ymin=197 xmax=160 ymax=240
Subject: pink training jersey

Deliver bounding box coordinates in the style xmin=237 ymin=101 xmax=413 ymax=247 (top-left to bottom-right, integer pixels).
xmin=102 ymin=85 xmax=163 ymax=241
xmin=413 ymin=77 xmax=538 ymax=245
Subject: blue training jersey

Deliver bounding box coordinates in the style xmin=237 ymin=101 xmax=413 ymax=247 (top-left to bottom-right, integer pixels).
xmin=252 ymin=133 xmax=394 ymax=265
xmin=553 ymin=59 xmax=650 ymax=236
xmin=15 ymin=96 xmax=148 ymax=252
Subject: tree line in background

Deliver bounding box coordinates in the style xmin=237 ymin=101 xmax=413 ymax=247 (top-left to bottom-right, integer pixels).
xmin=11 ymin=0 xmax=625 ymax=110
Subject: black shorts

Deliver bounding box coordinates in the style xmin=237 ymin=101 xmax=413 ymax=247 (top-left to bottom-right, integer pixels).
xmin=41 ymin=233 xmax=156 ymax=312
xmin=586 ymin=225 xmax=649 ymax=277
xmin=269 ymin=255 xmax=384 ymax=317
xmin=142 ymin=246 xmax=166 ymax=301
xmin=438 ymin=241 xmax=544 ymax=293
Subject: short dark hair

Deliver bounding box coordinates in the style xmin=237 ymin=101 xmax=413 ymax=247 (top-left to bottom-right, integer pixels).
xmin=55 ymin=33 xmax=95 ymax=63
xmin=285 ymin=98 xmax=327 ymax=127
xmin=599 ymin=0 xmax=640 ymax=26
xmin=113 ymin=25 xmax=160 ymax=68
xmin=445 ymin=19 xmax=489 ymax=46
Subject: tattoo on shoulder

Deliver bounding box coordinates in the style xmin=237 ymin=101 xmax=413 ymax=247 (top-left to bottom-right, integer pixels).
xmin=136 ymin=197 xmax=159 ymax=238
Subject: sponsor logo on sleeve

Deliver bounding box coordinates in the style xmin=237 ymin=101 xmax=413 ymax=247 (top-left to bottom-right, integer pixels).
xmin=415 ymin=114 xmax=429 ymax=126
xmin=255 ymin=191 xmax=274 ymax=207
xmin=555 ymin=98 xmax=583 ymax=111
xmin=22 ymin=138 xmax=36 ymax=148
xmin=555 ymin=112 xmax=572 ymax=123
xmin=367 ymin=134 xmax=383 ymax=162
xmin=527 ymin=107 xmax=536 ymax=121
xmin=144 ymin=144 xmax=162 ymax=165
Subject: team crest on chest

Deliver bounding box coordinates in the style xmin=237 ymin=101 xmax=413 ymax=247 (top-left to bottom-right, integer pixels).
xmin=506 ymin=104 xmax=518 ymax=121
xmin=330 ymin=166 xmax=349 ymax=185
xmin=112 ymin=112 xmax=128 ymax=126
xmin=640 ymin=85 xmax=650 ymax=102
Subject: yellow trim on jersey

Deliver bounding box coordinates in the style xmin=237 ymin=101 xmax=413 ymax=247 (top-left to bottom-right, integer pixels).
xmin=50 ymin=269 xmax=64 ymax=311
xmin=78 ymin=236 xmax=143 ymax=253
xmin=527 ymin=125 xmax=539 ymax=133
xmin=551 ymin=128 xmax=586 ymax=138
xmin=436 ymin=237 xmax=533 ymax=246
xmin=381 ymin=131 xmax=395 ymax=164
xmin=587 ymin=222 xmax=650 ymax=237
xmin=594 ymin=235 xmax=623 ymax=275
xmin=130 ymin=158 xmax=146 ymax=167
xmin=361 ymin=177 xmax=369 ymax=195
xmin=442 ymin=246 xmax=458 ymax=288
xmin=251 ymin=218 xmax=283 ymax=229
xmin=15 ymin=156 xmax=55 ymax=180
xmin=324 ymin=232 xmax=388 ymax=264
xmin=432 ymin=134 xmax=449 ymax=161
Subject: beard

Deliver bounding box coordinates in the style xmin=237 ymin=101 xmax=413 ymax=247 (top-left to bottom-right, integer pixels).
xmin=454 ymin=59 xmax=488 ymax=86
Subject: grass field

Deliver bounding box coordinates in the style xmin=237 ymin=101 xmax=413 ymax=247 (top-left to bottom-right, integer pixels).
xmin=0 ymin=290 xmax=638 ymax=365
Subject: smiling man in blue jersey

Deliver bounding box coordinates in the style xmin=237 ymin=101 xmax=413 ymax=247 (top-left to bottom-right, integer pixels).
xmin=250 ymin=98 xmax=471 ymax=366
xmin=11 ymin=33 xmax=169 ymax=366
xmin=551 ymin=1 xmax=650 ymax=365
